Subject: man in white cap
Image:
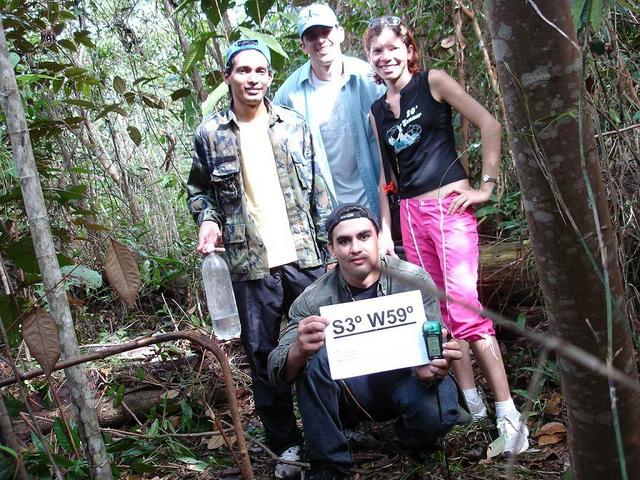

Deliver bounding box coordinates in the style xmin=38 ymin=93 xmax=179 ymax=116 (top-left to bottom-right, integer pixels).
xmin=274 ymin=3 xmax=385 ymax=220
xmin=187 ymin=38 xmax=333 ymax=479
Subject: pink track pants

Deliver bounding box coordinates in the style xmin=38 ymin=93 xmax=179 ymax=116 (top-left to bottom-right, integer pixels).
xmin=400 ymin=194 xmax=495 ymax=341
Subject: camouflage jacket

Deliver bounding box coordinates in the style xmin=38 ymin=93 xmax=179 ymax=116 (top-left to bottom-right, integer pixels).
xmin=186 ymin=101 xmax=333 ymax=281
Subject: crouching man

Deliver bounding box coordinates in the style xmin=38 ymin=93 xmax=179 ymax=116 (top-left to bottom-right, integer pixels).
xmin=268 ymin=204 xmax=469 ymax=480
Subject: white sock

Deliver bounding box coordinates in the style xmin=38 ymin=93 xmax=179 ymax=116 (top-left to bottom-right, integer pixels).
xmin=463 ymin=388 xmax=481 ymax=405
xmin=495 ymin=398 xmax=519 ymax=418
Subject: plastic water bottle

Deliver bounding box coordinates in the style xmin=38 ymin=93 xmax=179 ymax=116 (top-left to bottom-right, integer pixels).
xmin=201 ymin=253 xmax=241 ymax=340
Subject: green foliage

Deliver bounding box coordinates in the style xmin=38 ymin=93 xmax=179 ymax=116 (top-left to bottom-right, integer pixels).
xmin=476 ymin=191 xmax=526 ymax=238
xmin=572 ymin=0 xmax=608 ymax=31
xmin=0 ymin=1 xmax=637 ymax=477
xmin=201 ymin=0 xmax=231 ymax=26
xmin=181 ymin=32 xmax=221 ymax=76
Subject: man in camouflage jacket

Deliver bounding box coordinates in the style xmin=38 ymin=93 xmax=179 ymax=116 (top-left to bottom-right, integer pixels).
xmin=186 ymin=39 xmax=332 ymax=479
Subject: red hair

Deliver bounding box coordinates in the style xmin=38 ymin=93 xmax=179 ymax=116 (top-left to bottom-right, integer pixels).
xmin=363 ymin=21 xmax=422 ymax=84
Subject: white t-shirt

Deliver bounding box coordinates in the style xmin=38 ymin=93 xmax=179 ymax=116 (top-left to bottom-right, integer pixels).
xmin=238 ymin=115 xmax=297 ymax=268
xmin=309 ymin=70 xmax=367 ymax=206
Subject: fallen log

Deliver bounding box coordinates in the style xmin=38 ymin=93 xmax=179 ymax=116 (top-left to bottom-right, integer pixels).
xmin=13 ymin=387 xmax=167 ymax=438
xmin=478 ymin=240 xmax=539 ymax=308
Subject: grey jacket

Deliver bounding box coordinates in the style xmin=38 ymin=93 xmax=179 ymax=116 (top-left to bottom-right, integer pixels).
xmin=267 ymin=255 xmax=442 ymax=384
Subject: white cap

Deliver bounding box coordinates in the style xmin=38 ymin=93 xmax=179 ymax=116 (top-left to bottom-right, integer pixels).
xmin=297 ymin=3 xmax=338 ymax=37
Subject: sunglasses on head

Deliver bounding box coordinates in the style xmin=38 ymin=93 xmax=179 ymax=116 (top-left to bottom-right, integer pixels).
xmin=368 ymin=15 xmax=402 ymax=28
xmin=235 ymin=39 xmax=259 ymax=47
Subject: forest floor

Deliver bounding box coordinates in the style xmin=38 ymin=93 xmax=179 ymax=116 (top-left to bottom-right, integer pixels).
xmin=203 ymin=317 xmax=570 ymax=480
xmin=3 ymin=307 xmax=570 ymax=479
xmin=104 ymin=308 xmax=568 ymax=480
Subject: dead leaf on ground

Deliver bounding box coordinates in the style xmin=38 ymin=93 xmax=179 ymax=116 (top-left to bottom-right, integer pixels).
xmin=545 ymin=392 xmax=563 ymax=415
xmin=486 ymin=436 xmax=505 ymax=459
xmin=440 ymin=35 xmax=456 ymax=49
xmin=207 ymin=433 xmax=236 ymax=449
xmin=163 ymin=389 xmax=180 ymax=400
xmin=538 ymin=433 xmax=566 ymax=446
xmin=535 ymin=421 xmax=566 ymax=437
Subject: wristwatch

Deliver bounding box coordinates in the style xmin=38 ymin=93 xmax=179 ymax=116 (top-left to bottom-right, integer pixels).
xmin=482 ymin=174 xmax=497 ymax=184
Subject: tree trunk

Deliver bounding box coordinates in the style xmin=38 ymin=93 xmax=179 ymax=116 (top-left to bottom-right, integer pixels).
xmin=76 ymin=115 xmax=142 ymax=223
xmin=0 ymin=394 xmax=27 ymax=479
xmin=0 ymin=20 xmax=112 ymax=480
xmin=452 ymin=1 xmax=470 ymax=171
xmin=485 ymin=2 xmax=640 ymax=479
xmin=163 ymin=0 xmax=209 ymax=103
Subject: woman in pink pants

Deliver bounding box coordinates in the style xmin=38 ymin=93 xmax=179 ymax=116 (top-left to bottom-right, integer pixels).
xmin=365 ymin=16 xmax=529 ymax=456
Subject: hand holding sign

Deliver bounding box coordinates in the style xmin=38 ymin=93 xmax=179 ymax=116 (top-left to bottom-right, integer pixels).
xmin=320 ymin=290 xmax=433 ymax=379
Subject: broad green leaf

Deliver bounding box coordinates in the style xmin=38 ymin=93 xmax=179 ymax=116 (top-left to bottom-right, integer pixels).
xmin=60 ymin=265 xmax=103 ymax=289
xmin=74 ymin=29 xmax=95 ymax=48
xmin=104 ymin=239 xmax=141 ymax=307
xmin=57 ymin=254 xmax=74 ymax=268
xmin=22 ymin=309 xmax=61 ymax=377
xmin=124 ymin=92 xmax=136 ymax=104
xmin=571 ymin=0 xmax=587 ymax=30
xmin=39 ymin=61 xmax=68 ymax=72
xmin=113 ymin=75 xmax=127 ymax=94
xmin=12 ymin=37 xmax=35 ymax=53
xmin=141 ymin=94 xmax=164 ymax=109
xmin=201 ymin=81 xmax=228 ymax=117
xmin=9 ymin=52 xmax=19 ymax=68
xmin=52 ymin=77 xmax=65 ymax=93
xmin=62 ymin=115 xmax=84 ymax=126
xmin=96 ymin=104 xmax=128 ymax=119
xmin=53 ymin=184 xmax=88 ymax=202
xmin=0 ymin=445 xmax=17 ymax=459
xmin=59 ymin=10 xmax=77 ymax=21
xmin=53 ymin=417 xmax=73 ymax=453
xmin=0 ymin=294 xmax=23 ymax=349
xmin=64 ymin=66 xmax=89 ymax=78
xmin=237 ymin=26 xmax=288 ymax=59
xmin=181 ymin=38 xmax=206 ymax=76
xmin=177 ymin=457 xmax=208 ymax=472
xmin=2 ymin=395 xmax=23 ymax=417
xmin=180 ymin=399 xmax=193 ymax=419
xmin=245 ymin=0 xmax=276 ymax=25
xmin=63 ymin=98 xmax=96 ymax=109
xmin=129 ymin=461 xmax=156 ymax=473
xmin=171 ymin=88 xmax=191 ymax=101
xmin=58 ymin=39 xmax=77 ymax=52
xmin=112 ymin=384 xmax=125 ymax=407
xmin=4 ymin=237 xmax=38 ymax=273
xmin=127 ymin=125 xmax=142 ymax=146
xmin=589 ymin=0 xmax=603 ymax=30
xmin=16 ymin=73 xmax=56 ymax=85
xmin=133 ymin=75 xmax=158 ymax=86
xmin=174 ymin=0 xmax=196 ymax=16
xmin=201 ymin=0 xmax=231 ymax=26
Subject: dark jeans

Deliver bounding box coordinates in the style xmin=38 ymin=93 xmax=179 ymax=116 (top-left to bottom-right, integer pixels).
xmin=296 ymin=347 xmax=462 ymax=472
xmin=233 ymin=263 xmax=324 ymax=455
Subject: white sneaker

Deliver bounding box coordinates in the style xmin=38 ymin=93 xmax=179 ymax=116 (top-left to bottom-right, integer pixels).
xmin=496 ymin=413 xmax=530 ymax=457
xmin=275 ymin=445 xmax=302 ymax=479
xmin=468 ymin=399 xmax=488 ymax=421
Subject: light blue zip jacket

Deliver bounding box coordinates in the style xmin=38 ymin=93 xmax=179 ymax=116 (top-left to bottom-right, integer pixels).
xmin=273 ymin=55 xmax=385 ymax=219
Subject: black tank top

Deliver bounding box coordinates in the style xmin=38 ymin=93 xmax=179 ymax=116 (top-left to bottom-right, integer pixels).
xmin=371 ymin=70 xmax=468 ymax=198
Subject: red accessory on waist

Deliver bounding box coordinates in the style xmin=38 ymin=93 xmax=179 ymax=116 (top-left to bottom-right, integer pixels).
xmin=382 ymin=180 xmax=397 ymax=195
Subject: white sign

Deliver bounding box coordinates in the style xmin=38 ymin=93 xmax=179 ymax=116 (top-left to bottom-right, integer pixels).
xmin=320 ymin=290 xmax=430 ymax=379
